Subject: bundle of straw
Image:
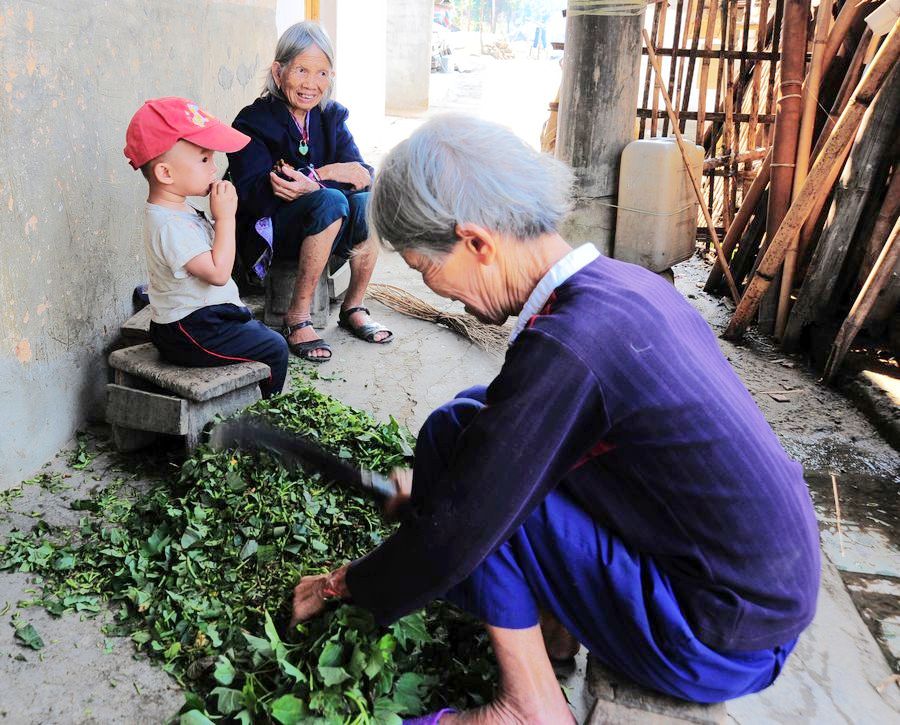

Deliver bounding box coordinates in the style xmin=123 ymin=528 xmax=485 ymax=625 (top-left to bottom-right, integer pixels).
xmin=367 ymin=284 xmax=511 ymax=354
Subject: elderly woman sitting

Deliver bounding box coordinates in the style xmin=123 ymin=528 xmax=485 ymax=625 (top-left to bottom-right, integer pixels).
xmin=290 ymin=116 xmax=820 ymax=722
xmin=227 ymin=21 xmax=391 ymax=362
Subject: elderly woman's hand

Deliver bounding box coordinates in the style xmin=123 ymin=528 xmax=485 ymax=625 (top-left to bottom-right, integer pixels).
xmin=269 ymin=163 xmax=320 ymax=201
xmin=289 ymin=564 xmax=351 ymax=629
xmin=318 ymin=161 xmax=371 ymax=191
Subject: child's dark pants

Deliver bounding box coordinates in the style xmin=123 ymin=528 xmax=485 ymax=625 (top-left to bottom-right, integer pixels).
xmin=150 ymin=304 xmax=288 ymax=398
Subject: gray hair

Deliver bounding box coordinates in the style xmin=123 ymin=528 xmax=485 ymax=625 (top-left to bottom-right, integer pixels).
xmin=370 ymin=114 xmax=573 ymax=257
xmin=263 ymin=21 xmax=335 ymax=108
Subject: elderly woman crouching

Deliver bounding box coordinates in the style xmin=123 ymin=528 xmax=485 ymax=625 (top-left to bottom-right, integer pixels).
xmin=227 ymin=22 xmax=391 ymax=363
xmin=290 ymin=116 xmax=820 ymax=722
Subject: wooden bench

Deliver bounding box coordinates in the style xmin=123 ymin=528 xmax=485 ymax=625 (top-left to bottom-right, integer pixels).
xmin=106 ymin=343 xmax=269 ymax=452
xmin=263 ymin=256 xmax=350 ymax=330
xmin=584 ymin=657 xmax=726 ymax=724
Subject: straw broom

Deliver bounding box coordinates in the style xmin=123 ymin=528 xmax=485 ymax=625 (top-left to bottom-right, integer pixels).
xmin=368 ymin=284 xmax=511 ymax=354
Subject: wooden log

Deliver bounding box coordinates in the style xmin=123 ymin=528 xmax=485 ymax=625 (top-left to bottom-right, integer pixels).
xmin=782 ymin=62 xmax=900 ymax=350
xmin=759 ymin=0 xmax=811 ymax=335
xmin=775 ymin=0 xmax=834 ymax=338
xmin=705 ymin=150 xmax=773 ymax=291
xmin=557 ymin=12 xmax=644 ymax=255
xmin=797 ymin=27 xmax=871 ymax=264
xmin=854 ymin=138 xmax=900 ymax=332
xmin=822 ymin=215 xmax=900 ymax=382
xmin=644 ymin=28 xmax=742 ymax=303
xmin=859 ymin=157 xmax=900 ymax=285
xmin=723 ymin=20 xmax=900 ymax=340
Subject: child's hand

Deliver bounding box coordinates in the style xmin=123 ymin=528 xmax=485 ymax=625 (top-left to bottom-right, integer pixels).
xmin=209 ymin=180 xmax=238 ymax=221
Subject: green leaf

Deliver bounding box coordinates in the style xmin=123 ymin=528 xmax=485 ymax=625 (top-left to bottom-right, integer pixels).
xmin=317 ymin=640 xmax=343 ymax=668
xmin=239 ymin=539 xmax=258 ymax=560
xmin=13 ymin=622 xmax=44 ymax=650
xmin=241 ymin=630 xmax=273 ymax=658
xmin=179 ymin=711 xmax=214 ymax=725
xmin=210 ymin=686 xmax=244 ymax=715
xmin=392 ymin=672 xmax=428 ymax=715
xmin=270 ymin=694 xmax=305 ymax=725
xmin=213 ymin=655 xmax=235 ymax=686
xmin=318 ymin=665 xmax=351 ymax=687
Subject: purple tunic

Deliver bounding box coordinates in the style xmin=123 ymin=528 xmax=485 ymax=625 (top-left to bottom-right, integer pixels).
xmin=348 ymin=255 xmax=820 ymax=651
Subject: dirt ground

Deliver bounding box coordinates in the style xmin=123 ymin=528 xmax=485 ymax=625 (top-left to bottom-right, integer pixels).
xmin=1 ymin=51 xmax=899 ymax=724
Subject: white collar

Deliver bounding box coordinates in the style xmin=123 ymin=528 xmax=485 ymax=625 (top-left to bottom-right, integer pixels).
xmin=509 ymin=243 xmax=600 ymax=344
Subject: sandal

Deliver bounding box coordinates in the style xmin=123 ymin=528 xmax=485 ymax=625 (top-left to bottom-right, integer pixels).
xmin=338 ymin=306 xmax=394 ymax=344
xmin=283 ymin=320 xmax=332 ymax=362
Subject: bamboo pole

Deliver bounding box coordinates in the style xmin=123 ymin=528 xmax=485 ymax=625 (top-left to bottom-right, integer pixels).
xmin=674 ymin=0 xmax=698 ymax=116
xmin=640 ymin=0 xmax=665 ymax=138
xmin=705 ymin=150 xmax=773 ymax=291
xmin=823 ymin=0 xmax=877 ymax=69
xmin=750 ymin=0 xmax=771 ymax=147
xmin=765 ymin=0 xmax=786 ymax=145
xmin=680 ymin=0 xmax=709 ymax=133
xmin=775 ymin=0 xmax=833 ymax=338
xmin=643 ymin=28 xmax=742 ymax=304
xmin=723 ymin=20 xmax=900 ymax=340
xmin=651 ymin=0 xmax=670 ymax=137
xmin=704 ymin=146 xmax=771 ymax=170
xmin=822 ymin=215 xmax=900 ymax=382
xmin=663 ymin=0 xmax=688 ymax=137
xmin=696 ymin=0 xmax=721 ymax=143
xmin=758 ymin=0 xmax=810 ymax=335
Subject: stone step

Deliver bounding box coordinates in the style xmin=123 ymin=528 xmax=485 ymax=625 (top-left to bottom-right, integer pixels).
xmin=584 ymin=658 xmax=726 ymax=725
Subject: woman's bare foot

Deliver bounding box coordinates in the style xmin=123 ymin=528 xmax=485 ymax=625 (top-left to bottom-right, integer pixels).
xmin=444 ymin=689 xmax=574 ymax=724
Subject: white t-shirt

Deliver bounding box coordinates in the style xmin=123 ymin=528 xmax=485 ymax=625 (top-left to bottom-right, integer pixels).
xmin=144 ymin=203 xmax=243 ymax=324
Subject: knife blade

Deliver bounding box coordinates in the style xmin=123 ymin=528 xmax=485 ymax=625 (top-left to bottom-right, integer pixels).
xmin=207 ymin=416 xmax=398 ymax=500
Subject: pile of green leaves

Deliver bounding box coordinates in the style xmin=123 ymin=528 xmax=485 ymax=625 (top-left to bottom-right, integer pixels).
xmin=0 ymin=380 xmax=496 ymax=723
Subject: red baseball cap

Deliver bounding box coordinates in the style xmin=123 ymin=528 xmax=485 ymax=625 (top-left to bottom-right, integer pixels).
xmin=124 ymin=97 xmax=250 ymax=169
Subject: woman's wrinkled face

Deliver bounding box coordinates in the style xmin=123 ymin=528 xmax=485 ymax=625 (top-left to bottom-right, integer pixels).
xmin=274 ymin=45 xmax=332 ymax=114
xmin=401 ymin=244 xmax=510 ymax=326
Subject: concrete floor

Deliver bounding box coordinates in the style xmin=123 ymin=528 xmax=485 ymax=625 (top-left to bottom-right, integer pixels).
xmin=2 ymin=53 xmax=899 ymax=724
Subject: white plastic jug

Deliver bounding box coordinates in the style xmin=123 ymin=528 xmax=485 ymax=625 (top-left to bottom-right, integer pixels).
xmin=613 ymin=137 xmax=705 ymax=273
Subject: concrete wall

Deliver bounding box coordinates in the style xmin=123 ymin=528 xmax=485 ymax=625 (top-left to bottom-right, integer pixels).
xmin=0 ymin=0 xmax=277 ymax=489
xmin=385 ymin=0 xmax=431 ymax=115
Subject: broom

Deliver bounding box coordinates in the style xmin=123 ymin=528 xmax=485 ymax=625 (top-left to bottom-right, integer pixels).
xmin=367 ymin=284 xmax=512 ymax=355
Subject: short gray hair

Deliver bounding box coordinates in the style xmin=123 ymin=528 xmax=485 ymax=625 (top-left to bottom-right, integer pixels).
xmin=370 ymin=114 xmax=573 ymax=256
xmin=263 ymin=21 xmax=335 ymax=108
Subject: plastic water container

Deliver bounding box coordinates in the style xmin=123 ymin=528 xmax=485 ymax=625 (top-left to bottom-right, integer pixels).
xmin=613 ymin=137 xmax=705 ymax=272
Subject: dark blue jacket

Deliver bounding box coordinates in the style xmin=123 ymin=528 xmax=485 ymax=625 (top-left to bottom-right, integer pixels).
xmin=226 ymin=96 xmax=373 ymax=265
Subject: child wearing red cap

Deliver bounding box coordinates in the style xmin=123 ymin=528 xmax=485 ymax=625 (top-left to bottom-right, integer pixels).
xmin=125 ymin=97 xmax=288 ymax=398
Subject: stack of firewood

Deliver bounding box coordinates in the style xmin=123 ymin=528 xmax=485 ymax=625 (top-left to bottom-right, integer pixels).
xmin=700 ymin=1 xmax=898 ymax=381
xmin=483 ymin=40 xmax=515 ymax=60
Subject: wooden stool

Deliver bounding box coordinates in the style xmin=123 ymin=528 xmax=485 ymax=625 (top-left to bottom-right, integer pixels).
xmin=263 ymin=256 xmax=350 ymax=330
xmin=106 ymin=343 xmax=269 ymax=452
xmin=584 ymin=657 xmax=727 ymax=724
